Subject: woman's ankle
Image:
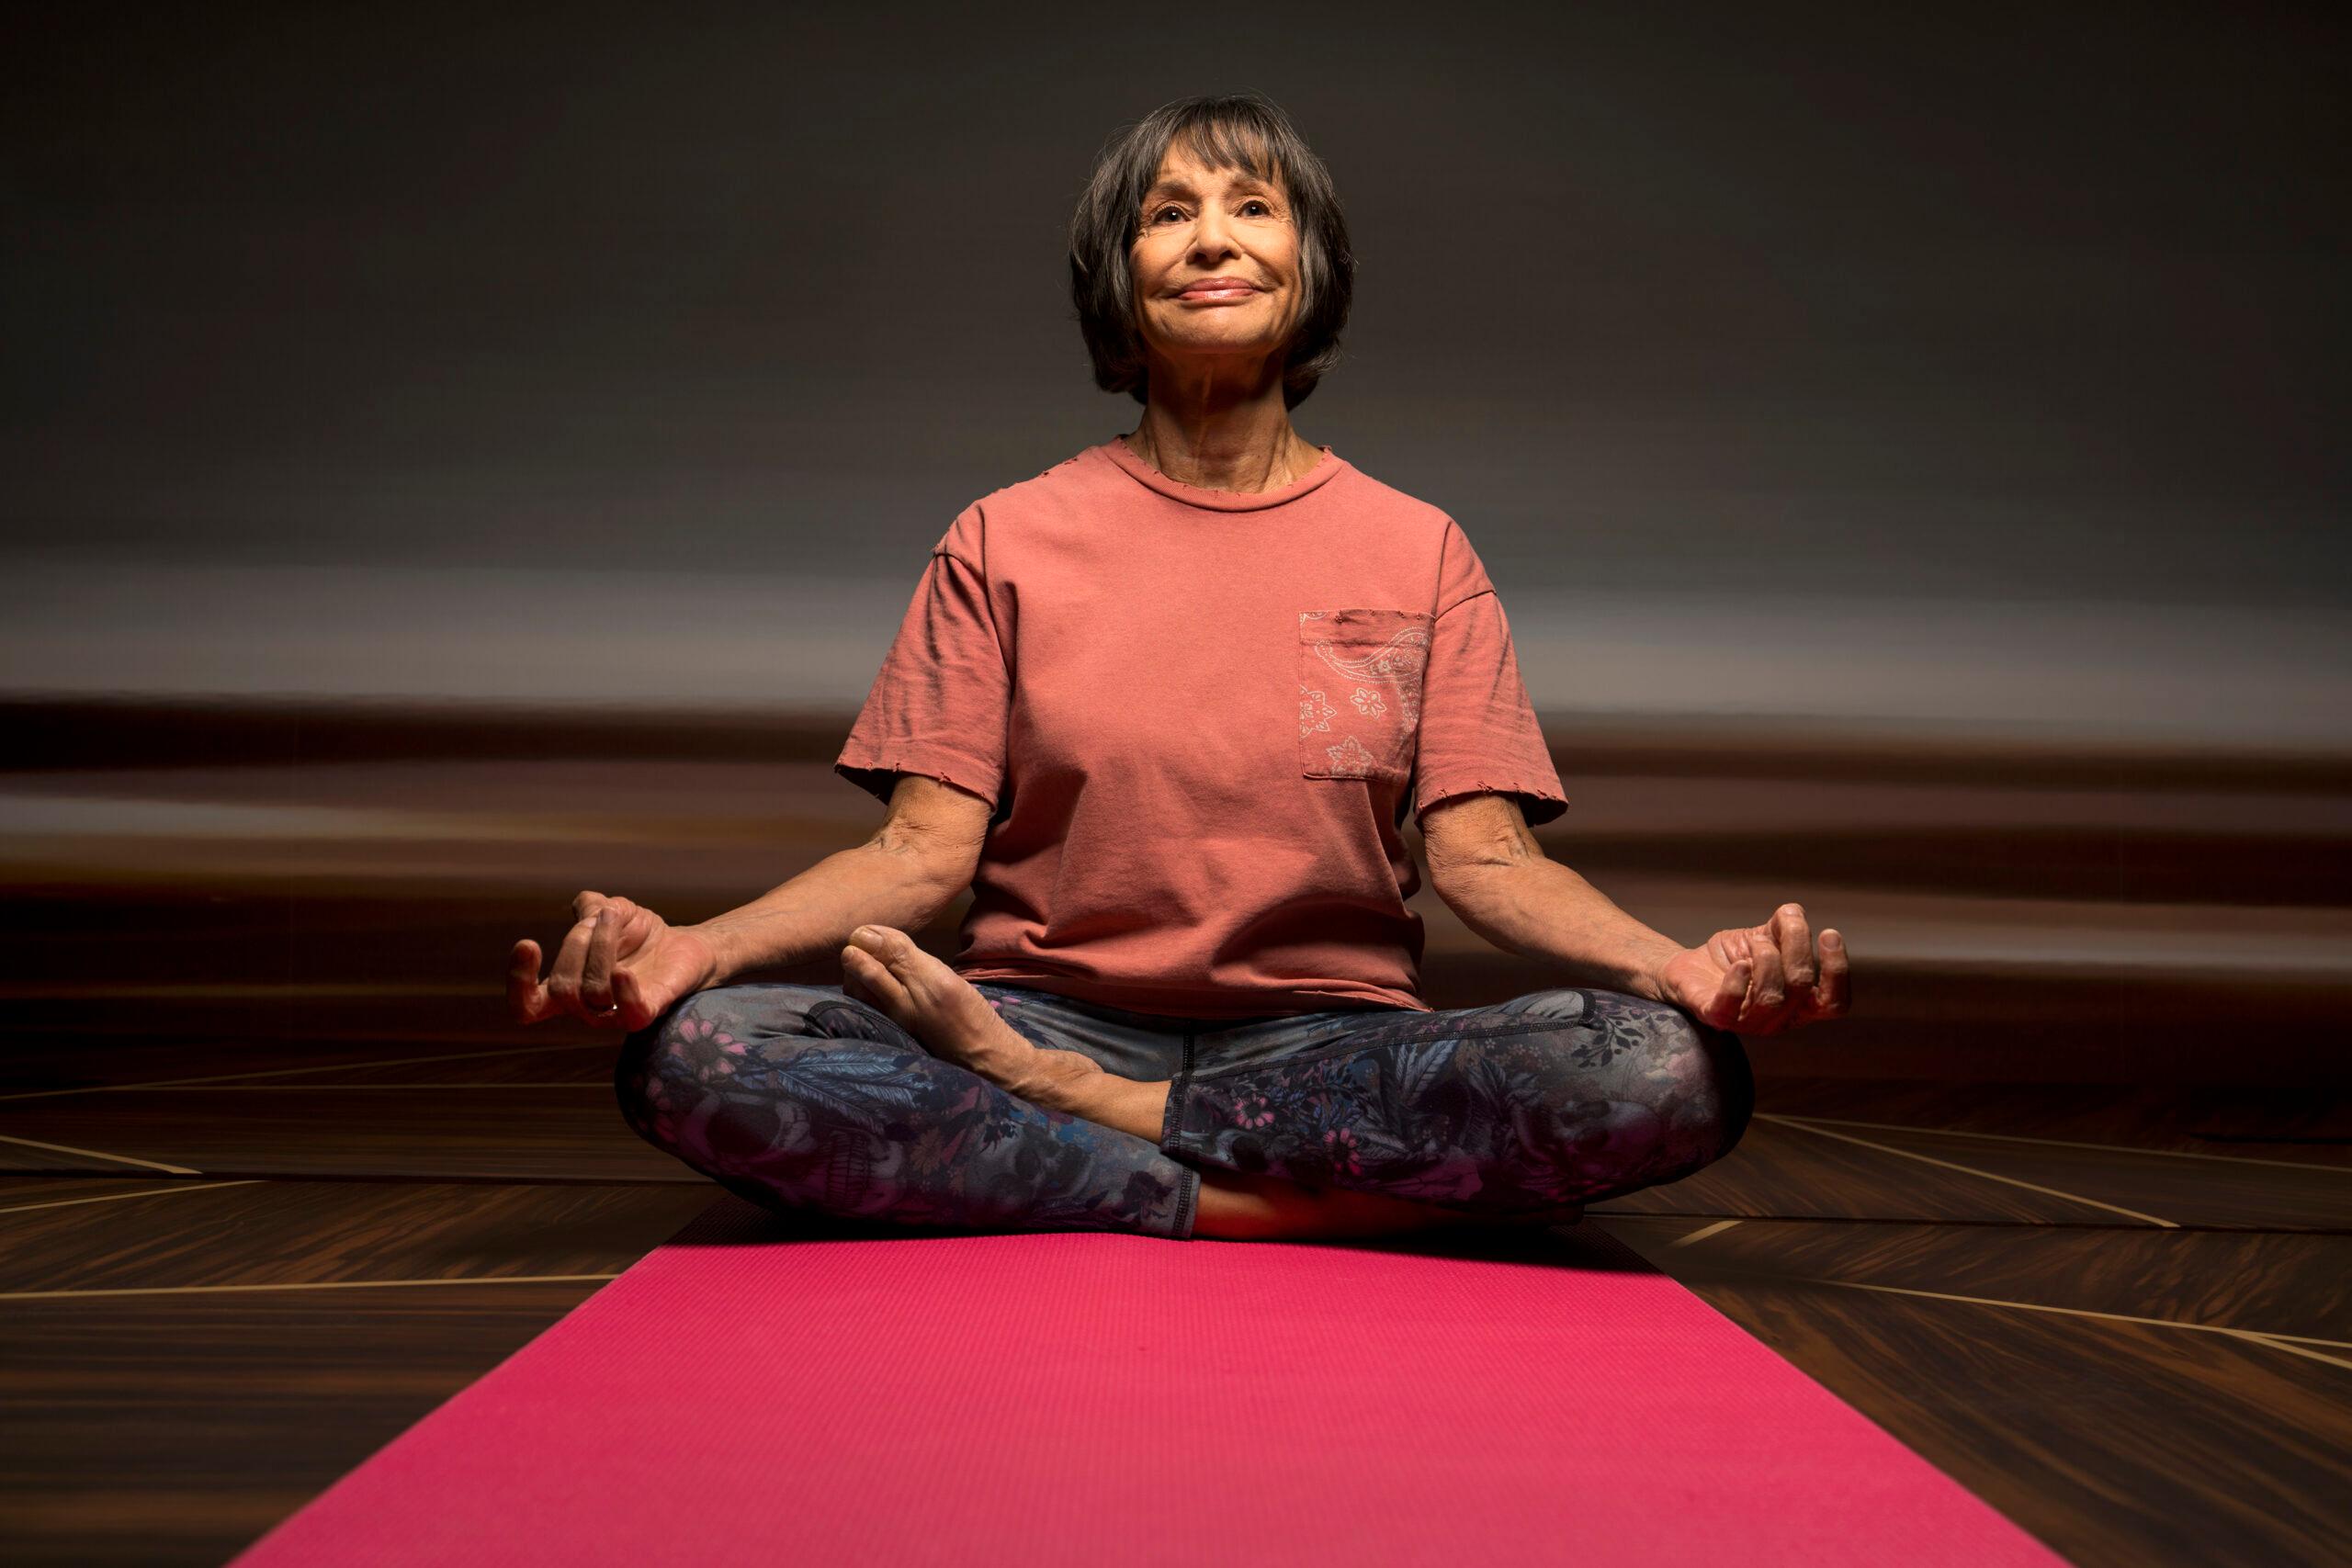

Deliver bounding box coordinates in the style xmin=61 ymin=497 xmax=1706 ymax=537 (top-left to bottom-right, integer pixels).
xmin=1191 ymin=1170 xmax=1304 ymax=1239
xmin=1193 ymin=1169 xmax=1474 ymax=1241
xmin=1306 ymin=1184 xmax=1478 ymax=1238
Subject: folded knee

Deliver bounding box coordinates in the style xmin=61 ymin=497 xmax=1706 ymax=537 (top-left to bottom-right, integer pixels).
xmin=651 ymin=984 xmax=752 ymax=1043
xmin=1540 ymin=995 xmax=1755 ymax=1179
xmin=612 ymin=987 xmax=752 ymax=1136
xmin=1639 ymin=1004 xmax=1754 ymax=1174
xmin=1691 ymin=1020 xmax=1755 ymax=1167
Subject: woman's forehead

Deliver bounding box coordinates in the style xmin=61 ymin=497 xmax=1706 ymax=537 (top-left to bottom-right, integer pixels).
xmin=1146 ymin=145 xmax=1285 ymax=199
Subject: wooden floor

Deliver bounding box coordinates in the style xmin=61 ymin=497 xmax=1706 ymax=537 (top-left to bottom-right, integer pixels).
xmin=3 ymin=698 xmax=2347 ymax=1567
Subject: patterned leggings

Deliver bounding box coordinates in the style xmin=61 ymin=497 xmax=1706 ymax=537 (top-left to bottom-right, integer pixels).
xmin=613 ymin=980 xmax=1754 ymax=1242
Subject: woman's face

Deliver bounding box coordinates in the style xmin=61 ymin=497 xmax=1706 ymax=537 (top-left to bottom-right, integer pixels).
xmin=1128 ymin=141 xmax=1303 ymax=375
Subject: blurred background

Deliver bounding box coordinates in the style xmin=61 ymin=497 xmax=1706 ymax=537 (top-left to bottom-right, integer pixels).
xmin=5 ymin=1 xmax=2348 ymax=1082
xmin=10 ymin=13 xmax=2351 ymax=1559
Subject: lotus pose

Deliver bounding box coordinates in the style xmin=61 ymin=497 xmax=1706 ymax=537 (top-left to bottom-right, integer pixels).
xmin=508 ymin=93 xmax=1849 ymax=1242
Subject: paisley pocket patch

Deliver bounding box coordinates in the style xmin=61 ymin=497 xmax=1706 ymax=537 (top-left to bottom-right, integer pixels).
xmin=1296 ymin=608 xmax=1433 ymax=783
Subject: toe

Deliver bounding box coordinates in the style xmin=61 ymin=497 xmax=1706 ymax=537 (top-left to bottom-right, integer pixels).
xmin=857 ymin=924 xmax=951 ymax=995
xmin=848 ymin=923 xmax=901 ymax=953
xmin=842 ymin=942 xmax=912 ymax=1017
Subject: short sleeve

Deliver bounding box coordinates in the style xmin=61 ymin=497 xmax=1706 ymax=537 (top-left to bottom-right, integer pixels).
xmin=833 ymin=506 xmax=1011 ymax=811
xmin=1411 ymin=518 xmax=1568 ymax=828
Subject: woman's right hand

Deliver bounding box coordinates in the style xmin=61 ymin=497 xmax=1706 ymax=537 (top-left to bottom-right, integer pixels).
xmin=507 ymin=890 xmax=719 ymax=1031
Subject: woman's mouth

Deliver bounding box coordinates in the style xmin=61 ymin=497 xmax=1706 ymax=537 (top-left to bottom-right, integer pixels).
xmin=1176 ymin=277 xmax=1264 ymax=301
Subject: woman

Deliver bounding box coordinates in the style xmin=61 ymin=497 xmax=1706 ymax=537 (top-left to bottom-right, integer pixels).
xmin=506 ymin=93 xmax=1849 ymax=1243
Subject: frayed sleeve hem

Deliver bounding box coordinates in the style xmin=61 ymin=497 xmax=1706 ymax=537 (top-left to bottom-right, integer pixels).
xmin=1412 ymin=776 xmax=1568 ymax=829
xmin=833 ymin=747 xmax=1002 ymax=813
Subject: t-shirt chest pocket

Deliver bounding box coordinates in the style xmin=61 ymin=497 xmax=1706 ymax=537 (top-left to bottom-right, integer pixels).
xmin=1296 ymin=608 xmax=1433 ymax=783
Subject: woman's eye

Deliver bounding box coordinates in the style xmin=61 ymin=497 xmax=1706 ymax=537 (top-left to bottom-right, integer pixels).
xmin=1147 ymin=200 xmax=1272 ymax=224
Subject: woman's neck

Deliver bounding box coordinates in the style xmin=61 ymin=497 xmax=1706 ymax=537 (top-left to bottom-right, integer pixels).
xmin=1124 ymin=402 xmax=1318 ymax=494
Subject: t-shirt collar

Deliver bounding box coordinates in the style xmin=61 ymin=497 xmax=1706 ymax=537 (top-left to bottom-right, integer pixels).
xmin=1099 ymin=433 xmax=1345 ymax=512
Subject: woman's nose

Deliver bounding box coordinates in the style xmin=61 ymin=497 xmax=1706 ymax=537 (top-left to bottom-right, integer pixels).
xmin=1190 ymin=209 xmax=1236 ymax=258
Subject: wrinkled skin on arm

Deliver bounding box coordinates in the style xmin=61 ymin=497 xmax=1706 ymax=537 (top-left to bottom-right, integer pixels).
xmin=1420 ymin=790 xmax=1849 ymax=1036
xmin=507 ymin=773 xmax=995 ymax=1032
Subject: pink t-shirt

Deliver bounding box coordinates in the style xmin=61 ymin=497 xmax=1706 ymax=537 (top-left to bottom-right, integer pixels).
xmin=835 ymin=435 xmax=1568 ymax=1017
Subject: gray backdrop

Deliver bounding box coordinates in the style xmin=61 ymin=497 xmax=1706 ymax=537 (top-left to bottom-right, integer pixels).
xmin=7 ymin=3 xmax=2346 ymax=743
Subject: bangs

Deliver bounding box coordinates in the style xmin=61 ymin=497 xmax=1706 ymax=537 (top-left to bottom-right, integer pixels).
xmin=1165 ymin=116 xmax=1288 ymax=200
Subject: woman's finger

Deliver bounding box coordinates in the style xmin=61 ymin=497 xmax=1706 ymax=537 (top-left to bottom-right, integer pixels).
xmin=612 ymin=904 xmax=657 ymax=955
xmin=581 ymin=909 xmax=623 ymax=1014
xmin=1744 ymin=929 xmax=1788 ymax=1025
xmin=1809 ymin=930 xmax=1851 ymax=1019
xmin=545 ymin=910 xmax=605 ymax=1014
xmin=842 ymin=944 xmax=914 ymax=1025
xmin=1702 ymin=954 xmax=1750 ymax=1030
xmin=1772 ymin=902 xmax=1816 ymax=990
xmin=508 ymin=938 xmax=549 ymax=1024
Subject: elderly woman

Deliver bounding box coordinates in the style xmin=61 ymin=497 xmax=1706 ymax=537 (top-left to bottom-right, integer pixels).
xmin=508 ymin=92 xmax=1849 ymax=1243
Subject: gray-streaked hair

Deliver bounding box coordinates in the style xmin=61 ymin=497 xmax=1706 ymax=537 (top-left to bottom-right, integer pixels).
xmin=1068 ymin=92 xmax=1356 ymax=411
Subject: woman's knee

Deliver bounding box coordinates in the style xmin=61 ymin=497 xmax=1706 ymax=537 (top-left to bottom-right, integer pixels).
xmin=611 ymin=983 xmax=829 ymax=1145
xmin=1690 ymin=1018 xmax=1756 ymax=1166
xmin=610 ymin=986 xmax=930 ymax=1220
xmin=1624 ymin=999 xmax=1754 ymax=1175
xmin=1529 ymin=991 xmax=1755 ymax=1181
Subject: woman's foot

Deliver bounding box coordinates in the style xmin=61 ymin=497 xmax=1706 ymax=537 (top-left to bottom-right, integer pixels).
xmin=1194 ymin=1170 xmax=1495 ymax=1241
xmin=840 ymin=925 xmax=1113 ymax=1108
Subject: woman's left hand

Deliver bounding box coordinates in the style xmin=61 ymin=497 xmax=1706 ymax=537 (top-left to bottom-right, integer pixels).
xmin=1652 ymin=902 xmax=1849 ymax=1034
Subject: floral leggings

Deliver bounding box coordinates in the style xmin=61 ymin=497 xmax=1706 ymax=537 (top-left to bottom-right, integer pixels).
xmin=613 ymin=980 xmax=1754 ymax=1242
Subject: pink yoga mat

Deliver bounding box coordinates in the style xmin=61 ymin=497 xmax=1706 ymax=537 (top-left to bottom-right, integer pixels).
xmin=232 ymin=1198 xmax=2066 ymax=1565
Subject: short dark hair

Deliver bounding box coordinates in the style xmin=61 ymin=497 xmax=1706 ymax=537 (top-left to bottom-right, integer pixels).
xmin=1068 ymin=92 xmax=1356 ymax=411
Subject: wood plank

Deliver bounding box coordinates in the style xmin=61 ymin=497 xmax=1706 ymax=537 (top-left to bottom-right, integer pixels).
xmin=1592 ymin=1216 xmax=2352 ymax=1568
xmin=1594 ymin=1215 xmax=2352 ymax=1342
xmin=1591 ymin=1117 xmax=2165 ymax=1224
xmin=1760 ymin=1077 xmax=2352 ymax=1160
xmin=1 ymin=1284 xmax=622 ymax=1568
xmin=0 ymin=1088 xmax=699 ymax=1181
xmin=0 ymin=1179 xmax=716 ymax=1294
xmin=1755 ymin=1116 xmax=2350 ymax=1229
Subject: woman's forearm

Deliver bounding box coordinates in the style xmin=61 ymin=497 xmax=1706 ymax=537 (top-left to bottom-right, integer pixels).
xmin=690 ymin=842 xmax=966 ymax=985
xmin=1437 ymin=858 xmax=1685 ymax=1004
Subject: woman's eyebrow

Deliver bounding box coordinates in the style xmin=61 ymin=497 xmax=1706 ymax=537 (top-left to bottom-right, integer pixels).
xmin=1143 ymin=174 xmax=1272 ymax=203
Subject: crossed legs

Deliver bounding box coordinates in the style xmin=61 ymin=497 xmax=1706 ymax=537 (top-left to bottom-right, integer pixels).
xmin=616 ymin=926 xmax=1753 ymax=1243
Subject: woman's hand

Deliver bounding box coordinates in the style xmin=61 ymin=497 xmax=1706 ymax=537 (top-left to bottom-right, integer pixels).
xmin=1652 ymin=902 xmax=1849 ymax=1035
xmin=507 ymin=890 xmax=718 ymax=1031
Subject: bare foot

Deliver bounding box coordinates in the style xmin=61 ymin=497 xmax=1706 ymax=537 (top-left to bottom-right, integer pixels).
xmin=839 ymin=925 xmax=1102 ymax=1105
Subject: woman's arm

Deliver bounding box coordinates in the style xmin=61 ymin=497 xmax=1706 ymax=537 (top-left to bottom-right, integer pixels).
xmin=1422 ymin=792 xmax=1682 ymax=999
xmin=508 ymin=773 xmax=992 ymax=1029
xmin=694 ymin=773 xmax=992 ymax=982
xmin=1421 ymin=791 xmax=1848 ymax=1033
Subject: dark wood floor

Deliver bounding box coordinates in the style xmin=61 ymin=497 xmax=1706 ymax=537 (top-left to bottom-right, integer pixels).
xmin=4 ymin=698 xmax=2346 ymax=1567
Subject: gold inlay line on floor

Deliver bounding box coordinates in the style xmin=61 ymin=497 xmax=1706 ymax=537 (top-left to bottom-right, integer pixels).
xmin=2222 ymin=1332 xmax=2352 ymax=1373
xmin=0 ymin=1179 xmax=264 ymax=1216
xmin=0 ymin=1132 xmax=198 ymax=1176
xmin=1755 ymin=1113 xmax=2179 ymax=1228
xmin=1789 ymin=1274 xmax=2352 ymax=1354
xmin=0 ymin=1041 xmax=613 ymax=1103
xmin=1770 ymin=1112 xmax=2352 ymax=1177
